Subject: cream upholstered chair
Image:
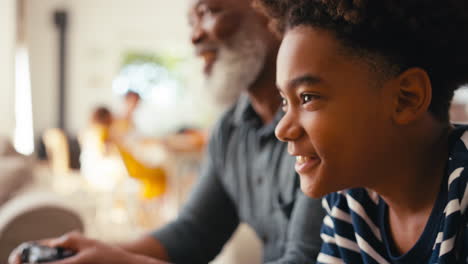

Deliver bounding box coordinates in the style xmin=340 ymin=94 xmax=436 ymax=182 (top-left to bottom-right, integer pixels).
xmin=43 ymin=128 xmax=71 ymax=174
xmin=0 ymin=192 xmax=84 ymax=263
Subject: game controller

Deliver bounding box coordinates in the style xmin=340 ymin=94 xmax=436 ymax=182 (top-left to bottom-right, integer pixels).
xmin=14 ymin=242 xmax=75 ymax=263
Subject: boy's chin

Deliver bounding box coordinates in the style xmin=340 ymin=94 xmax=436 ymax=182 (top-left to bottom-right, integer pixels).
xmin=299 ymin=176 xmax=330 ymax=198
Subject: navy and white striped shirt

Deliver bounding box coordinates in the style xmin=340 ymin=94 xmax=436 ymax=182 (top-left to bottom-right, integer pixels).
xmin=319 ymin=125 xmax=468 ymax=264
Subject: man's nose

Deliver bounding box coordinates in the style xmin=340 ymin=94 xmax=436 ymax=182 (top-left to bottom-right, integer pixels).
xmin=275 ymin=113 xmax=302 ymax=142
xmin=191 ymin=24 xmax=206 ymax=45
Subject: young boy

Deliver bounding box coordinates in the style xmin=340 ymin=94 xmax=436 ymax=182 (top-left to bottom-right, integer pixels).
xmin=257 ymin=0 xmax=468 ymax=263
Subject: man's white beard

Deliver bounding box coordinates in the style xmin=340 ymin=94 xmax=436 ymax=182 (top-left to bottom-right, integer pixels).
xmin=204 ymin=25 xmax=268 ymax=107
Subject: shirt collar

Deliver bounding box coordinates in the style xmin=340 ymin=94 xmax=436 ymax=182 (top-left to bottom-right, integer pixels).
xmin=232 ymin=94 xmax=284 ymax=138
xmin=233 ymin=94 xmax=252 ymax=126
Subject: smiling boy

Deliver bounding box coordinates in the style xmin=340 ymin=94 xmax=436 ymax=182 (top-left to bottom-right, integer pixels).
xmin=256 ymin=0 xmax=468 ymax=263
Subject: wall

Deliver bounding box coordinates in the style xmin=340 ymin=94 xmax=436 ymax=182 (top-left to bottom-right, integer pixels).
xmin=26 ymin=0 xmax=191 ymax=135
xmin=0 ymin=0 xmax=16 ymax=137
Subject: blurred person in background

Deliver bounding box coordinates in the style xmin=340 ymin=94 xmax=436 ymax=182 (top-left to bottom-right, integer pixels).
xmin=113 ymin=91 xmax=142 ymax=137
xmin=79 ymin=106 xmax=127 ymax=192
xmin=9 ymin=0 xmax=324 ymax=263
xmin=79 ymin=106 xmax=114 ymax=155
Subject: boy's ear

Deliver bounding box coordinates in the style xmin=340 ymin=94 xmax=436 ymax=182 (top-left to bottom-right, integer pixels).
xmin=392 ymin=68 xmax=432 ymax=125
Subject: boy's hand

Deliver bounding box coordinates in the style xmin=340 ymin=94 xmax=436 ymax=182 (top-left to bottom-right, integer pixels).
xmin=9 ymin=232 xmax=169 ymax=264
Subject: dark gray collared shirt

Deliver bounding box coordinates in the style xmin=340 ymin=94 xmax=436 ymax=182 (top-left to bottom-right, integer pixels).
xmin=153 ymin=96 xmax=324 ymax=264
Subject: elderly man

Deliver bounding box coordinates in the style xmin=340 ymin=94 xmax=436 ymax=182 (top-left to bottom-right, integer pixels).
xmin=10 ymin=0 xmax=324 ymax=263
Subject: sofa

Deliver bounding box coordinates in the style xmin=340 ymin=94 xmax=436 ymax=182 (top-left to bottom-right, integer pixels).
xmin=0 ymin=137 xmax=84 ymax=262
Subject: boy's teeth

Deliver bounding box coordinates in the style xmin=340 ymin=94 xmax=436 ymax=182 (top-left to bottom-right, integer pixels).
xmin=296 ymin=156 xmax=311 ymax=164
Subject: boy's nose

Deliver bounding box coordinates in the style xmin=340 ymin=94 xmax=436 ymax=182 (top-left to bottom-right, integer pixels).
xmin=275 ymin=114 xmax=302 ymax=142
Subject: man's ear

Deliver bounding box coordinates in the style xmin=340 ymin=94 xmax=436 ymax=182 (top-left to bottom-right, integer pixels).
xmin=392 ymin=68 xmax=432 ymax=125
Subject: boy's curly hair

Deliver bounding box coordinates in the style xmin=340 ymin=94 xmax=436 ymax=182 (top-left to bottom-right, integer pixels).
xmin=255 ymin=0 xmax=468 ymax=122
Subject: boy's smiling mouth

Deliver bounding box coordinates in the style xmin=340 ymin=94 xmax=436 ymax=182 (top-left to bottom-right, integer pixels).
xmin=294 ymin=155 xmax=321 ymax=174
xmin=296 ymin=156 xmax=312 ymax=164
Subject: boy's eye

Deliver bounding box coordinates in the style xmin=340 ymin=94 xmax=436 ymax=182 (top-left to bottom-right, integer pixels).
xmin=301 ymin=93 xmax=318 ymax=104
xmin=281 ymin=98 xmax=288 ymax=110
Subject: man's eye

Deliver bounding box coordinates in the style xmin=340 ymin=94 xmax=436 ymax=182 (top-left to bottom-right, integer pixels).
xmin=199 ymin=5 xmax=220 ymax=15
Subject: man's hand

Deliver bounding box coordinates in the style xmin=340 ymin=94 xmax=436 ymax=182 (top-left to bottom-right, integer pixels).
xmin=9 ymin=232 xmax=169 ymax=264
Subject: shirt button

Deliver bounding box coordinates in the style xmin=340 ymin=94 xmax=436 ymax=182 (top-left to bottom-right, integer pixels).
xmin=257 ymin=176 xmax=263 ymax=185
